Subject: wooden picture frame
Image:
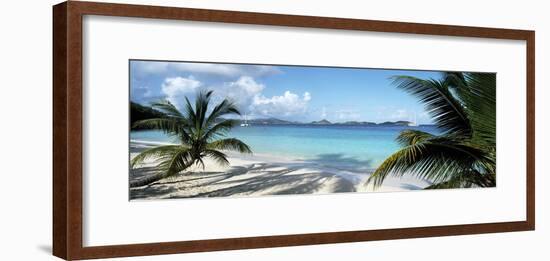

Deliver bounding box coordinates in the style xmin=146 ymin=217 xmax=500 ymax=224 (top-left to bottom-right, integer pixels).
xmin=53 ymin=1 xmax=535 ymax=260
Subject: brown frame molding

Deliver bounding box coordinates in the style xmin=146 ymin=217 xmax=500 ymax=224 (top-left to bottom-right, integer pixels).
xmin=53 ymin=1 xmax=535 ymax=260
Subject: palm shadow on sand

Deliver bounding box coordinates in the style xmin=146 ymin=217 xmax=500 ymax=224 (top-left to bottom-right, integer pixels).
xmin=130 ymin=153 xmax=375 ymax=200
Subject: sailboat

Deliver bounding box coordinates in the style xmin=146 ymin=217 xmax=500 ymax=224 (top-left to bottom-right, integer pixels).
xmin=240 ymin=114 xmax=250 ymax=127
xmin=408 ymin=112 xmax=418 ymax=127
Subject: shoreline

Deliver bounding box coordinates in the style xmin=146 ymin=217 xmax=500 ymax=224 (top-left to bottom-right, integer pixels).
xmin=129 ymin=141 xmax=431 ymax=200
xmin=131 ymin=139 xmax=302 ymax=162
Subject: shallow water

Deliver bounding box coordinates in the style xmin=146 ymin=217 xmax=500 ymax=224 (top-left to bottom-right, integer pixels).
xmin=130 ymin=125 xmax=439 ymax=168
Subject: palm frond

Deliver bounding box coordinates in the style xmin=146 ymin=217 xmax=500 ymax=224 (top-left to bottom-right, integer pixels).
xmin=203 ymin=119 xmax=238 ymax=141
xmin=462 ymin=73 xmax=496 ymax=147
xmin=425 ymin=174 xmax=477 ymax=189
xmin=443 ymin=72 xmax=467 ymax=90
xmin=204 ymin=149 xmax=230 ymax=167
xmin=132 ymin=118 xmax=185 ymax=135
xmin=367 ymin=137 xmax=493 ymax=188
xmin=195 ymin=157 xmax=206 ymax=170
xmin=207 ymin=138 xmax=252 ymax=154
xmin=181 ymin=96 xmax=198 ymax=137
xmin=150 ymin=100 xmax=183 ymax=117
xmin=155 ymin=146 xmax=193 ymax=177
xmin=425 ymin=170 xmax=496 ymax=189
xmin=194 ymin=90 xmax=213 ymax=131
xmin=370 ymin=73 xmax=496 ymax=190
xmin=131 ymin=90 xmax=252 ymax=186
xmin=444 ymin=72 xmax=496 ymax=147
xmin=205 ymin=99 xmax=241 ymax=126
xmin=130 ymin=145 xmax=183 ymax=168
xmin=396 ymin=130 xmax=435 ymax=146
xmin=391 ymin=76 xmax=471 ymax=136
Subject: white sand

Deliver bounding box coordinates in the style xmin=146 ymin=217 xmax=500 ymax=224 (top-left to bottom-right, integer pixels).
xmin=129 ymin=141 xmax=432 ymax=200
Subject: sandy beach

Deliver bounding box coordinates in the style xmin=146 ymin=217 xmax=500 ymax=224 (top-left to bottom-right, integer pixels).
xmin=130 ymin=141 xmax=432 ymax=200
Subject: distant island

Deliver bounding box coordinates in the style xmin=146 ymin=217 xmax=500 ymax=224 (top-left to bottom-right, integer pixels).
xmin=310 ymin=119 xmax=331 ymax=125
xmin=244 ymin=118 xmax=436 ymax=127
xmin=131 ymin=102 xmax=434 ymax=128
xmin=249 ymin=118 xmax=416 ymax=127
xmin=378 ymin=121 xmax=411 ymax=126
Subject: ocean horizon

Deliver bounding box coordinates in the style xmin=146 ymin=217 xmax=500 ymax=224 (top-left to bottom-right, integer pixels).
xmin=130 ymin=125 xmax=440 ymax=168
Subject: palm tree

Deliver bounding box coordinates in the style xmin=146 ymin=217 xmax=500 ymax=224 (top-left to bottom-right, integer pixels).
xmin=367 ymin=72 xmax=496 ymax=189
xmin=130 ymin=91 xmax=252 ymax=187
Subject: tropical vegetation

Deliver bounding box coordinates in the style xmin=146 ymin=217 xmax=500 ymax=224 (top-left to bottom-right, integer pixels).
xmin=130 ymin=101 xmax=166 ymax=129
xmin=130 ymin=91 xmax=252 ymax=187
xmin=367 ymin=72 xmax=496 ymax=189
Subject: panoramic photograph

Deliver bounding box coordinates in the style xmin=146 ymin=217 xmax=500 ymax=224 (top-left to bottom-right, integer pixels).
xmin=129 ymin=60 xmax=496 ymax=200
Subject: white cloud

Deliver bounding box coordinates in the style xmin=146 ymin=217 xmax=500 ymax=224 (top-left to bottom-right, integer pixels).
xmin=161 ymin=76 xmax=202 ymax=107
xmin=251 ymin=91 xmax=311 ymax=116
xmin=134 ymin=61 xmax=281 ymax=78
xmin=212 ymin=77 xmax=311 ymax=118
xmin=156 ymin=74 xmax=311 ymax=119
xmin=216 ymin=76 xmax=265 ymax=110
xmin=303 ymin=92 xmax=311 ymax=101
xmin=227 ymin=76 xmax=265 ymax=96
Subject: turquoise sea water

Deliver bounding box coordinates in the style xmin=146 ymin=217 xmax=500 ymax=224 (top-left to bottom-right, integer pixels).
xmin=130 ymin=125 xmax=439 ymax=168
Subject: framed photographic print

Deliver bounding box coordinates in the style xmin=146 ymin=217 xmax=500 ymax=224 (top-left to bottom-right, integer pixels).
xmin=53 ymin=1 xmax=535 ymax=260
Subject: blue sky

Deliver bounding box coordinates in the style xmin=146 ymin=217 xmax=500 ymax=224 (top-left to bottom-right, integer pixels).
xmin=130 ymin=60 xmax=444 ymax=124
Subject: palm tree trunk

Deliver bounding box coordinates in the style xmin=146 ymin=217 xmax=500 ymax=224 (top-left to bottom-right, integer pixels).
xmin=129 ymin=173 xmax=165 ymax=188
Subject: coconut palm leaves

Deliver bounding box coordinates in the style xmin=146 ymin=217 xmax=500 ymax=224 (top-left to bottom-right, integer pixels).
xmin=390 ymin=76 xmax=472 ymax=136
xmin=130 ymin=91 xmax=252 ymax=187
xmin=367 ymin=72 xmax=496 ymax=189
xmin=449 ymin=73 xmax=496 ymax=148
